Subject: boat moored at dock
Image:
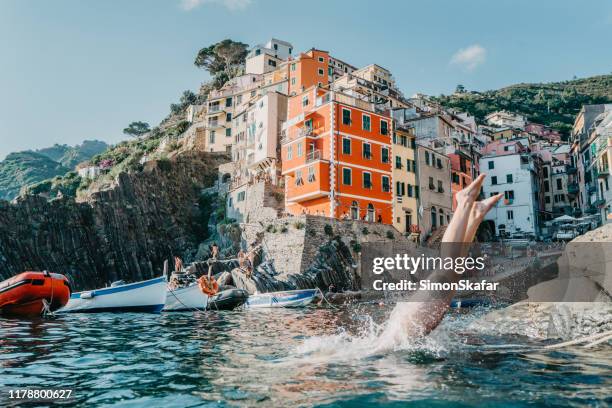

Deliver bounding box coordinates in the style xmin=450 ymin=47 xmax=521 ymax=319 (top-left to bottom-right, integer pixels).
xmin=60 ymin=276 xmax=167 ymax=313
xmin=246 ymin=289 xmax=318 ymax=309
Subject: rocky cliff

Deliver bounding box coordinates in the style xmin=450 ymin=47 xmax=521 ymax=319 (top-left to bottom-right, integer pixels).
xmin=0 ymin=151 xmax=229 ymax=290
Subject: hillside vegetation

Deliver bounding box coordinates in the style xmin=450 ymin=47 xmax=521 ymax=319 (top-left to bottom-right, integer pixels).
xmin=434 ymin=74 xmax=612 ymax=137
xmin=0 ymin=140 xmax=108 ymax=200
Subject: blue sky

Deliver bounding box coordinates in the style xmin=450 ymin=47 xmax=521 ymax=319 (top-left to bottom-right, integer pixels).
xmin=1 ymin=0 xmax=611 ymax=160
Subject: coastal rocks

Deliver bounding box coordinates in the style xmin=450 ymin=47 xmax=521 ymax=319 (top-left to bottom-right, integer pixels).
xmin=473 ymin=223 xmax=612 ymax=340
xmin=0 ymin=151 xmax=229 ymax=290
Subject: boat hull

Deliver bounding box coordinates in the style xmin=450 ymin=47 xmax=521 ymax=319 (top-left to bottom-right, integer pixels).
xmin=246 ymin=289 xmax=317 ymax=309
xmin=164 ymin=284 xmax=209 ymax=311
xmin=0 ymin=272 xmax=71 ymax=317
xmin=60 ymin=276 xmax=167 ymax=313
xmin=207 ymin=288 xmax=249 ymax=311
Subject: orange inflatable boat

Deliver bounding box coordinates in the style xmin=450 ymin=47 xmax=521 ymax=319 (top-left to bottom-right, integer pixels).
xmin=0 ymin=271 xmax=71 ymax=317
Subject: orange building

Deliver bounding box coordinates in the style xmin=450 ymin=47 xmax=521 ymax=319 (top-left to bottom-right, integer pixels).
xmin=281 ymin=84 xmax=393 ymax=223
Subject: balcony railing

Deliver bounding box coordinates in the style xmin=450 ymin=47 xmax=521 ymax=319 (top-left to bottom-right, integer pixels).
xmin=598 ymin=166 xmax=609 ymax=177
xmin=306 ymin=150 xmax=321 ymax=163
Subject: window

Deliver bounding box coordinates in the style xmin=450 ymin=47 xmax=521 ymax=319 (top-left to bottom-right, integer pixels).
xmin=343 ymin=168 xmax=352 ymax=185
xmin=425 ymin=151 xmax=430 ymax=166
xmin=381 ymin=147 xmax=389 ymax=163
xmin=351 ymin=201 xmax=359 ymax=219
xmin=226 ymin=113 xmax=232 ymax=122
xmin=415 ymin=186 xmax=419 ymax=199
xmin=556 ymin=179 xmax=562 ymax=190
xmin=297 ymin=142 xmax=303 ymax=157
xmin=291 ymin=78 xmax=296 ymax=85
xmin=488 ymin=161 xmax=495 ymax=170
xmin=411 ymin=138 xmax=416 ymax=149
xmin=295 ymin=169 xmax=304 ymax=186
xmin=318 ymin=56 xmax=325 ymax=63
xmin=452 ymin=173 xmax=460 ymax=184
xmin=287 ymin=145 xmax=293 ymax=160
xmin=381 ymin=120 xmax=388 ymax=136
xmin=342 ymin=138 xmax=351 ymax=155
xmin=268 ymin=59 xmax=277 ymax=67
xmin=491 ymin=176 xmax=498 ymax=185
xmin=437 ymin=180 xmax=444 ymax=193
xmin=395 ymin=156 xmax=402 ymax=169
xmin=304 ymin=119 xmax=313 ymax=130
xmin=507 ymin=210 xmax=514 ymax=220
xmin=225 ymin=97 xmax=232 ymax=107
xmin=363 ymin=172 xmax=372 ymax=189
xmin=228 ymin=197 xmax=233 ymax=208
xmin=362 ymin=114 xmax=371 ymax=131
xmin=382 ymin=176 xmax=390 ymax=192
xmin=543 ymin=167 xmax=549 ymax=177
xmin=225 ymin=128 xmax=231 ymax=137
xmin=407 ymin=184 xmax=413 ymax=197
xmin=291 ymin=63 xmax=296 ymax=71
xmin=429 ymin=176 xmax=435 ymax=190
xmin=544 ymin=180 xmax=550 ymax=192
xmin=209 ymin=130 xmax=215 ymax=144
xmin=545 ymin=196 xmax=551 ymax=204
xmin=507 ymin=174 xmax=513 ymax=183
xmin=308 ymin=166 xmax=315 ymax=182
xmin=236 ymin=95 xmax=242 ymax=105
xmin=504 ymin=190 xmax=515 ymax=200
xmin=396 ymin=182 xmax=405 ymax=196
xmin=436 ymin=158 xmax=442 ymax=169
xmin=302 ymin=96 xmax=309 ymax=107
xmin=363 ymin=143 xmax=371 ymax=159
xmin=342 ymin=109 xmax=351 ymax=125
xmin=318 ymin=68 xmax=324 ymax=76
xmin=237 ymin=191 xmax=246 ymax=202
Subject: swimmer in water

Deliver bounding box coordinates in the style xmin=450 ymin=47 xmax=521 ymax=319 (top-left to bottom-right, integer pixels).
xmin=378 ymin=174 xmax=503 ymax=348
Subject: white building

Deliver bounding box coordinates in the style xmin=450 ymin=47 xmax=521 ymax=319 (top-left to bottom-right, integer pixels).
xmin=245 ymin=39 xmax=293 ymax=75
xmin=485 ymin=111 xmax=526 ymax=130
xmin=480 ymin=144 xmax=540 ymax=238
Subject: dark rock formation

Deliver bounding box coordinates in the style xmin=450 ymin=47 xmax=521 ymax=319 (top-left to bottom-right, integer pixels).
xmin=0 ymin=151 xmax=228 ymax=290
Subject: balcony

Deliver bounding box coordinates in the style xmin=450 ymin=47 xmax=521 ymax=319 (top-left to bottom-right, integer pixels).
xmin=598 ymin=166 xmax=609 ymax=178
xmin=567 ymin=183 xmax=579 ymax=195
xmin=306 ymin=150 xmax=321 ymax=163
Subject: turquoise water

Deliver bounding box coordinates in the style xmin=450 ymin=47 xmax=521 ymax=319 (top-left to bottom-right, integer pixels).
xmin=0 ymin=304 xmax=610 ymax=407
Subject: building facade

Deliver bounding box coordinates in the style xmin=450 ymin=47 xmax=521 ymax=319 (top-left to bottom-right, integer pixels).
xmin=391 ymin=124 xmax=418 ymax=235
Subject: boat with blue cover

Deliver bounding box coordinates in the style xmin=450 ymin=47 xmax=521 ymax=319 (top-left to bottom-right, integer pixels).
xmin=59 ymin=276 xmax=167 ymax=313
xmin=246 ymin=289 xmax=318 ymax=309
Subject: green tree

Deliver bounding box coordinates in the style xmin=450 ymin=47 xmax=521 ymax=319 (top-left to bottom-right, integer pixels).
xmin=194 ymin=39 xmax=249 ymax=88
xmin=123 ymin=121 xmax=150 ymax=138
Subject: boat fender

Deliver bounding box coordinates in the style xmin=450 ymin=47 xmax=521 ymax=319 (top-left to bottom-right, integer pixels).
xmin=198 ymin=275 xmax=219 ymax=296
xmin=80 ymin=291 xmax=95 ymax=299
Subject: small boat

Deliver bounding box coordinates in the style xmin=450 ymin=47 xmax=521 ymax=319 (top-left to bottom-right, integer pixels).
xmin=60 ymin=276 xmax=167 ymax=313
xmin=246 ymin=289 xmax=318 ymax=309
xmin=164 ymin=283 xmax=209 ymax=311
xmin=207 ymin=288 xmax=249 ymax=310
xmin=0 ymin=271 xmax=71 ymax=317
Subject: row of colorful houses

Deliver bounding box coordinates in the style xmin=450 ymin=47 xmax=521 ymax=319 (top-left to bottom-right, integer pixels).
xmin=187 ymin=38 xmax=611 ymax=242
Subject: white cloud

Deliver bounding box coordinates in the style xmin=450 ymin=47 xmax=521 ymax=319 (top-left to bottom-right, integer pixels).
xmin=450 ymin=44 xmax=486 ymax=71
xmin=180 ymin=0 xmax=252 ymax=11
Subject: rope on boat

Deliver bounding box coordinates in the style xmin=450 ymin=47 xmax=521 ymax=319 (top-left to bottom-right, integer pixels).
xmin=42 ymin=271 xmax=55 ymax=317
xmin=543 ymin=330 xmax=612 ymax=350
xmin=316 ymin=288 xmax=338 ymax=309
xmin=167 ymin=287 xmax=207 ymax=314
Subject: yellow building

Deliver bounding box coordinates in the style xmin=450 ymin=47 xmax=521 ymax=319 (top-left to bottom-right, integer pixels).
xmin=392 ymin=124 xmax=419 ymax=236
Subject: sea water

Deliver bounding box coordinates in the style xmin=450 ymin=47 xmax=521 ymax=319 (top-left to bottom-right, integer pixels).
xmin=0 ymin=303 xmax=610 ymax=407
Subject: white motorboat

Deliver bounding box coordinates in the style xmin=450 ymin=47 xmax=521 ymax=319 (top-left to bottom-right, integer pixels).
xmin=164 ymin=283 xmax=209 ymax=311
xmin=60 ymin=276 xmax=167 ymax=313
xmin=246 ymin=289 xmax=318 ymax=309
